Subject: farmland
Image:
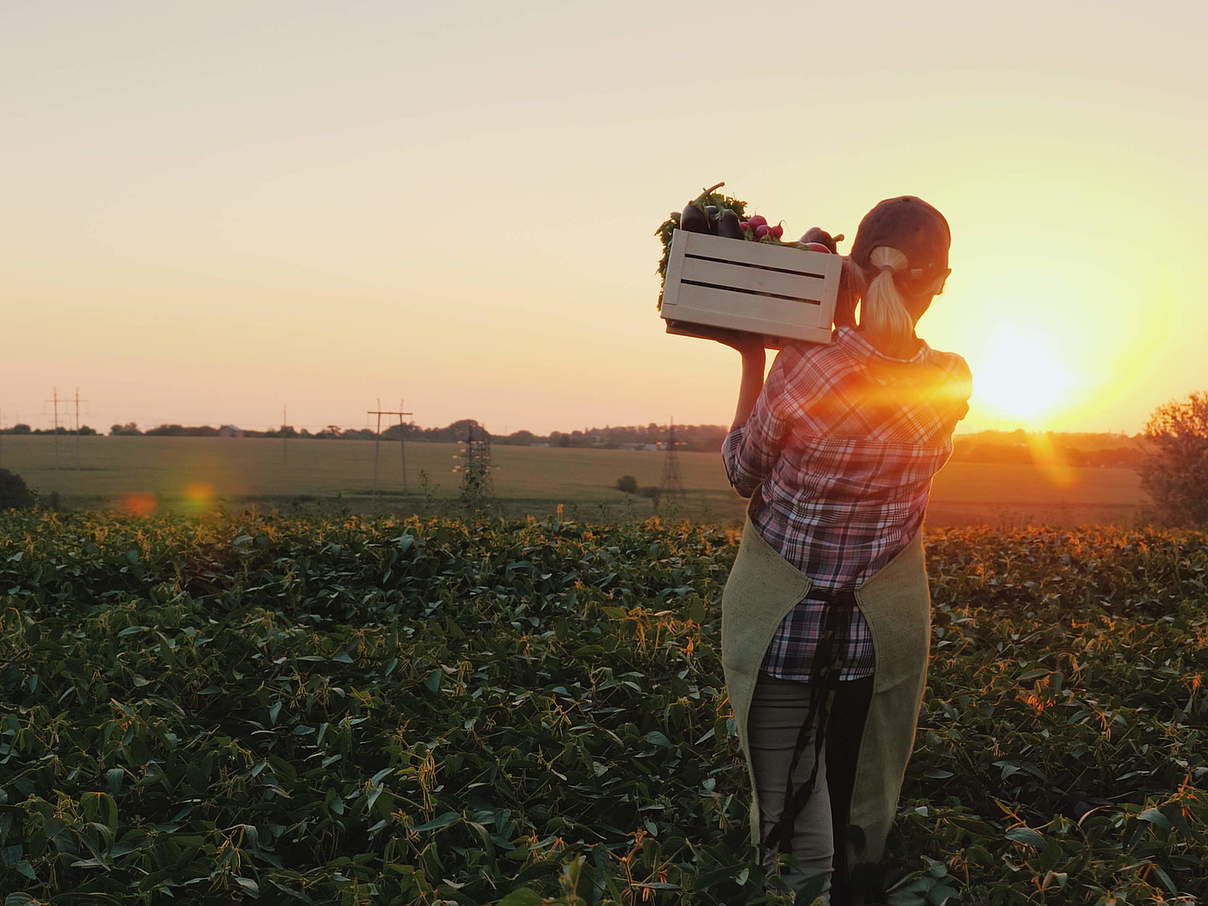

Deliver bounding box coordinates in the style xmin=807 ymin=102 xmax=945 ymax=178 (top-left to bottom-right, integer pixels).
xmin=0 ymin=436 xmax=1151 ymax=526
xmin=0 ymin=511 xmax=1204 ymax=904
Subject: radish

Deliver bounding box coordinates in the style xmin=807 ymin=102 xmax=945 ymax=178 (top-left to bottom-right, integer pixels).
xmin=754 ymin=224 xmax=770 ymax=239
xmin=770 ymin=224 xmax=784 ymax=239
xmin=747 ymin=214 xmax=768 ymax=229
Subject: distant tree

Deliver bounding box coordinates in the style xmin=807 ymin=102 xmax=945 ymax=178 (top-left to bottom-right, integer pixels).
xmin=110 ymin=422 xmax=142 ymax=436
xmin=1138 ymin=391 xmax=1208 ymax=525
xmin=499 ymin=430 xmax=538 ymax=446
xmin=0 ymin=424 xmax=31 ymax=435
xmin=616 ymin=475 xmax=638 ymax=494
xmin=0 ymin=469 xmax=35 ymax=510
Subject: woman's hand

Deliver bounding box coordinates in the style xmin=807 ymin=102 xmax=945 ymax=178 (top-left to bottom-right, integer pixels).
xmin=701 ymin=326 xmax=767 ymax=357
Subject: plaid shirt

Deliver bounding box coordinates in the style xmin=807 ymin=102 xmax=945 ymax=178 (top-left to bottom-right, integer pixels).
xmin=723 ymin=326 xmax=971 ymax=681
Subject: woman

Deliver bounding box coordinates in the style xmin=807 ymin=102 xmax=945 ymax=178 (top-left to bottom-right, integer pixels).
xmin=716 ymin=196 xmax=972 ymax=904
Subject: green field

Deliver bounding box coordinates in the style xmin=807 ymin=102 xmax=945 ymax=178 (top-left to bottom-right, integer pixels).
xmin=0 ymin=436 xmax=1151 ymax=526
xmin=0 ymin=511 xmax=1203 ymax=903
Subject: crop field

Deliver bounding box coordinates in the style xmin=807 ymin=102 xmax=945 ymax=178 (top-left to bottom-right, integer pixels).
xmin=1 ymin=436 xmax=1150 ymax=526
xmin=0 ymin=511 xmax=1203 ymax=904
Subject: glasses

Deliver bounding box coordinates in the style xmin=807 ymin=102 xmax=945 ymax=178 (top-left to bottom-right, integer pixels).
xmin=906 ymin=266 xmax=951 ymax=296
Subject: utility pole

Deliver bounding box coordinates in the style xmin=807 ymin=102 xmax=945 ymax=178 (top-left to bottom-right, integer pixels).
xmin=73 ymin=388 xmax=86 ymax=471
xmin=45 ymin=388 xmax=61 ymax=471
xmin=398 ymin=400 xmax=409 ymax=492
xmin=0 ymin=409 xmax=4 ymax=469
xmin=367 ymin=399 xmax=413 ymax=496
xmin=282 ymin=405 xmax=288 ymax=469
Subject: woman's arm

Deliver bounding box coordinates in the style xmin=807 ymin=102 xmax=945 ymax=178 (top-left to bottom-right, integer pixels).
xmin=712 ymin=331 xmax=786 ymax=498
xmin=706 ymin=328 xmax=768 ymax=429
xmin=730 ymin=344 xmax=767 ymax=431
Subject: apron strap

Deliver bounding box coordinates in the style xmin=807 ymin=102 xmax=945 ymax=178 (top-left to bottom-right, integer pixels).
xmin=761 ymin=588 xmax=858 ymax=853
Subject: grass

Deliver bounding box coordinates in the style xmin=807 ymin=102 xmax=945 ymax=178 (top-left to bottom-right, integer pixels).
xmin=0 ymin=435 xmax=1151 ymax=526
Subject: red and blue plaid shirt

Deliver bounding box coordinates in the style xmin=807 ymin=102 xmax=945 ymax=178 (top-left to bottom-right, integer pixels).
xmin=723 ymin=326 xmax=971 ymax=681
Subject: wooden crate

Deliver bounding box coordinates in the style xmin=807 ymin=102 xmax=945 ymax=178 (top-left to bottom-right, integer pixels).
xmin=660 ymin=229 xmax=841 ymax=346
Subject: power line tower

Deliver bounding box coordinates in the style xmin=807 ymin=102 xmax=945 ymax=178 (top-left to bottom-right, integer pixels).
xmin=367 ymin=398 xmax=413 ymax=497
xmin=659 ymin=417 xmax=685 ymax=505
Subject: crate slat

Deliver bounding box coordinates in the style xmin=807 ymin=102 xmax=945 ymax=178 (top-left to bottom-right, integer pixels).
xmin=679 ymin=256 xmax=831 ymax=304
xmin=660 ymin=229 xmax=840 ymax=346
xmin=667 ymin=282 xmax=826 ymax=337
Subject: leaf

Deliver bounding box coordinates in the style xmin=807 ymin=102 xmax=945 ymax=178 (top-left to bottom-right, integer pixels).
xmin=1136 ymin=807 xmax=1170 ymax=830
xmin=498 ymin=888 xmax=543 ymax=906
xmin=643 ymin=731 xmax=670 ymax=747
xmin=425 ymin=669 xmax=443 ymax=693
xmin=1005 ymin=827 xmax=1044 ymax=846
xmin=412 ymin=811 xmax=459 ymax=832
xmin=80 ymin=791 xmax=118 ymax=835
xmin=234 ymin=877 xmax=259 ymax=895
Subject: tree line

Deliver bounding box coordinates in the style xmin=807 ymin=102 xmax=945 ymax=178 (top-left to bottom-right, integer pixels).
xmin=0 ymin=419 xmax=1151 ymax=464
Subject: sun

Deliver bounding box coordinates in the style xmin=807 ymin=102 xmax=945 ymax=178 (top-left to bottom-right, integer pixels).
xmin=967 ymin=324 xmax=1077 ymax=425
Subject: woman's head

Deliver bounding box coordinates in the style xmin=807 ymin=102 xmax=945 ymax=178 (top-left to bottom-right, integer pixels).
xmin=841 ymin=196 xmax=951 ymax=347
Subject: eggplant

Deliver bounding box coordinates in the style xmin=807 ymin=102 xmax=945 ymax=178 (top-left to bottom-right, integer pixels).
xmin=716 ymin=209 xmax=744 ymax=239
xmin=799 ymin=227 xmax=843 ymax=253
xmin=704 ymin=205 xmax=719 ymax=233
xmin=679 ymin=203 xmax=711 ymax=234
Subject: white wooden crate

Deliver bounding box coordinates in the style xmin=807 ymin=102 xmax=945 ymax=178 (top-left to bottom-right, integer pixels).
xmin=660 ymin=229 xmax=841 ymax=346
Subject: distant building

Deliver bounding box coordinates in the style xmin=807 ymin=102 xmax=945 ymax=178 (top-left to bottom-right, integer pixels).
xmin=218 ymin=425 xmax=244 ymax=438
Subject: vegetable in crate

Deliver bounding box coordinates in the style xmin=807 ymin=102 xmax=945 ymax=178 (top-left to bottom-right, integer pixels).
xmin=679 ymin=202 xmax=712 ymax=234
xmin=797 ymin=226 xmax=845 ymax=254
xmin=655 ymin=182 xmax=749 ymax=307
xmin=716 ymin=209 xmax=744 ymax=239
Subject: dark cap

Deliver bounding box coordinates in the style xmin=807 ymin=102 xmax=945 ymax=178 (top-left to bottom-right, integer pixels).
xmin=850 ymin=195 xmax=950 ymax=279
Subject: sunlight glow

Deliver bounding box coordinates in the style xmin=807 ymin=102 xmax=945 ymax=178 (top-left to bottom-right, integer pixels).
xmin=967 ymin=324 xmax=1078 ymax=427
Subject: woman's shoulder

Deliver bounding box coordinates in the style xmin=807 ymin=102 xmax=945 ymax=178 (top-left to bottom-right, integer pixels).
xmin=926 ymin=346 xmax=971 ymax=379
xmin=781 ymin=332 xmax=865 ymax=373
xmin=920 ymin=346 xmax=973 ymax=418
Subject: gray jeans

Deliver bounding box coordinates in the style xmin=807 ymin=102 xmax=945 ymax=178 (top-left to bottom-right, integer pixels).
xmin=747 ymin=670 xmax=875 ymax=900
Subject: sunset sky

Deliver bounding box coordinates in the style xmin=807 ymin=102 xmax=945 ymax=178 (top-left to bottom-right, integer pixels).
xmin=3 ymin=1 xmax=1205 ymax=437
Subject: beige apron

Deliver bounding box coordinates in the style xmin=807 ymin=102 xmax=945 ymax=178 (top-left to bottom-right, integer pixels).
xmin=720 ymin=509 xmax=931 ymax=867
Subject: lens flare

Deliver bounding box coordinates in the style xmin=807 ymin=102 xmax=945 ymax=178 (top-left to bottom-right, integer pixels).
xmin=120 ymin=492 xmax=157 ymax=517
xmin=182 ymin=482 xmax=215 ymax=514
xmin=1024 ymin=432 xmax=1075 ymax=488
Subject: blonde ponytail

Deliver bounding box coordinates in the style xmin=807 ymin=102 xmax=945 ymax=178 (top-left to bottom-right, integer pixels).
xmin=859 ymin=246 xmax=914 ymax=347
